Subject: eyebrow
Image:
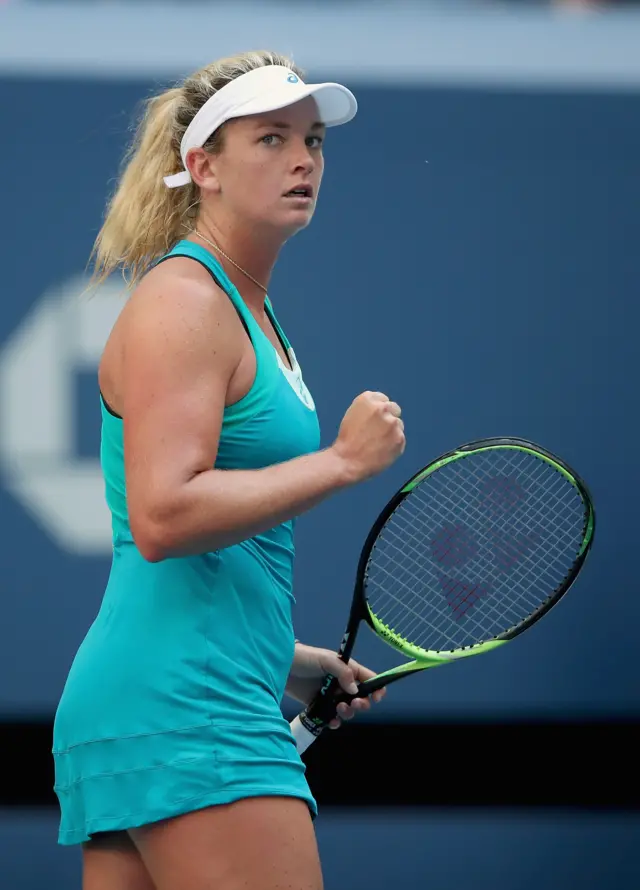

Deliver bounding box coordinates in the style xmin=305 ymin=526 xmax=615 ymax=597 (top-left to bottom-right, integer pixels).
xmin=256 ymin=121 xmax=325 ymax=131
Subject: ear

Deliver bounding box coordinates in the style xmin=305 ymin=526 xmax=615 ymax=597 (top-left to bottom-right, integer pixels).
xmin=186 ymin=147 xmax=221 ymax=193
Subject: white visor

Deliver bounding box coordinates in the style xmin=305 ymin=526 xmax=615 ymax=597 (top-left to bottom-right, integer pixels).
xmin=164 ymin=65 xmax=357 ymax=188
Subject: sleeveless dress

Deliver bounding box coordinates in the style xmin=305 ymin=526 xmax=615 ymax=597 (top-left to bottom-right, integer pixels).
xmin=52 ymin=241 xmax=320 ymax=845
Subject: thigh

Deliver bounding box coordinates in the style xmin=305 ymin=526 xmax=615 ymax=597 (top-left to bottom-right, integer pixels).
xmin=82 ymin=831 xmax=157 ymax=890
xmin=129 ymin=796 xmax=323 ymax=890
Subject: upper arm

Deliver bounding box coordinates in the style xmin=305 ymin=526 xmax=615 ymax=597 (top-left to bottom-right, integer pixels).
xmin=120 ymin=261 xmax=242 ymax=546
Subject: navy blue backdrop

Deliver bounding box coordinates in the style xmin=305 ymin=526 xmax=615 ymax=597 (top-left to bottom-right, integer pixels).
xmin=1 ymin=77 xmax=637 ymax=717
xmin=0 ymin=75 xmax=638 ymax=889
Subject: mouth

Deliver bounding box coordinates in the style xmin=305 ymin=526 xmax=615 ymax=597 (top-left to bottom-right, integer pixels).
xmin=283 ymin=184 xmax=314 ymax=201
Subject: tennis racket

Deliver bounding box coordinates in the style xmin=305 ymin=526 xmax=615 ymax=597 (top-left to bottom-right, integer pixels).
xmin=290 ymin=436 xmax=595 ymax=755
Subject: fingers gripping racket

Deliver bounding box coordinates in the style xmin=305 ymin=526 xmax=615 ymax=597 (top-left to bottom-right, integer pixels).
xmin=290 ymin=437 xmax=595 ymax=755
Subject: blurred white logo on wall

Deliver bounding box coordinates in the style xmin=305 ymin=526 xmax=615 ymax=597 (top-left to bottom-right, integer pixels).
xmin=0 ymin=276 xmax=124 ymax=555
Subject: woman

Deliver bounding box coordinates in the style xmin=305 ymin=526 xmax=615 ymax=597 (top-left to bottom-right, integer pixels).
xmin=53 ymin=50 xmax=405 ymax=890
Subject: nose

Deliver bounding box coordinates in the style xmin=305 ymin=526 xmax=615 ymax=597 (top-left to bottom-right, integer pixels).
xmin=291 ymin=140 xmax=316 ymax=176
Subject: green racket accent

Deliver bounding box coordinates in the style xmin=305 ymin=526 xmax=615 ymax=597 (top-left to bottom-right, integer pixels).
xmin=401 ymin=455 xmax=460 ymax=493
xmin=579 ymin=509 xmax=596 ymax=556
xmin=402 ymin=443 xmax=584 ymax=495
xmin=366 ymin=603 xmax=507 ymax=667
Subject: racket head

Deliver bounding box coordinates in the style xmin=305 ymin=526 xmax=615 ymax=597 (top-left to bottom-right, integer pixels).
xmin=355 ymin=437 xmax=595 ymax=668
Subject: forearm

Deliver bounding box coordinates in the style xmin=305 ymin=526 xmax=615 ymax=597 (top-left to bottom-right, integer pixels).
xmin=142 ymin=446 xmax=353 ymax=560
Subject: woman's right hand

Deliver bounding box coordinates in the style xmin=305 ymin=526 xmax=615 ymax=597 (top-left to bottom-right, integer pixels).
xmin=331 ymin=391 xmax=406 ymax=483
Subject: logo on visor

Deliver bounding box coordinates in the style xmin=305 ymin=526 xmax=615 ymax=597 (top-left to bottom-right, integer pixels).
xmin=287 ymin=74 xmax=299 ymax=84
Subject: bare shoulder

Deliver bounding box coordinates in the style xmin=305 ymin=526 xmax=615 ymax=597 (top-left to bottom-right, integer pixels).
xmin=118 ymin=255 xmax=247 ymax=378
xmin=127 ymin=256 xmax=241 ymax=343
xmin=100 ymin=255 xmax=245 ymax=417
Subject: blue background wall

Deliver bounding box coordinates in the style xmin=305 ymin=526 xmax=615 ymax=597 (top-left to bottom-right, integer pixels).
xmin=1 ymin=78 xmax=637 ymax=717
xmin=0 ymin=72 xmax=638 ymax=888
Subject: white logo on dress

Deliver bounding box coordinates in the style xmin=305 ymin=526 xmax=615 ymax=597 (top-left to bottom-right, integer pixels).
xmin=274 ymin=349 xmax=315 ymax=411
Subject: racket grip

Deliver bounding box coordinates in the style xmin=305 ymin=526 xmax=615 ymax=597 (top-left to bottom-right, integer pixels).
xmin=290 ymin=675 xmax=345 ymax=755
xmin=290 ymin=713 xmax=318 ymax=755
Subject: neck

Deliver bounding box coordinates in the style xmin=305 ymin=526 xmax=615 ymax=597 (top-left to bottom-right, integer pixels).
xmin=192 ymin=213 xmax=284 ymax=308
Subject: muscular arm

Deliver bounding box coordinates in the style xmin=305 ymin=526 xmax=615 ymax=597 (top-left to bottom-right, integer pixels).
xmin=122 ymin=266 xmax=353 ymax=562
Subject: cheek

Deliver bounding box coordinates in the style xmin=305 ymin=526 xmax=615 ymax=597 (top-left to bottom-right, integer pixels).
xmin=233 ymin=159 xmax=279 ymax=202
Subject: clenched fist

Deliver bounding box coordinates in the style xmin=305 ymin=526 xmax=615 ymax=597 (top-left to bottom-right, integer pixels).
xmin=331 ymin=391 xmax=405 ymax=483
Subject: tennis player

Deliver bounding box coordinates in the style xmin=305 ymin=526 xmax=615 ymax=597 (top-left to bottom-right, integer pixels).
xmin=52 ymin=50 xmax=405 ymax=890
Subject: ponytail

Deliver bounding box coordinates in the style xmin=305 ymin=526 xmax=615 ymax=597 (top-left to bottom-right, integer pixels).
xmin=90 ymin=88 xmax=196 ymax=286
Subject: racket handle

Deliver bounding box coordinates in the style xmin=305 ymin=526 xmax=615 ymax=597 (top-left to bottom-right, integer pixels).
xmin=290 ymin=713 xmax=319 ymax=755
xmin=290 ymin=674 xmax=348 ymax=755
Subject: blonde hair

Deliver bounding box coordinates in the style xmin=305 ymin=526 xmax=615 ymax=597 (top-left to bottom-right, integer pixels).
xmin=90 ymin=50 xmax=304 ymax=287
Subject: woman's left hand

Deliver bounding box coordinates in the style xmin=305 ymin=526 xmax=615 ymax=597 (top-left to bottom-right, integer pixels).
xmin=286 ymin=642 xmax=386 ymax=729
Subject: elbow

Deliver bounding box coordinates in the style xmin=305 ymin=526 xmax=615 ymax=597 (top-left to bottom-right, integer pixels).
xmin=128 ymin=481 xmax=223 ymax=560
xmin=130 ymin=510 xmax=179 ymax=563
xmin=136 ymin=539 xmax=168 ymax=564
xmin=131 ymin=525 xmax=170 ymax=563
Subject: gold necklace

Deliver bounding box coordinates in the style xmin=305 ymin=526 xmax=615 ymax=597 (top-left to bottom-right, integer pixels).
xmin=194 ymin=229 xmax=268 ymax=294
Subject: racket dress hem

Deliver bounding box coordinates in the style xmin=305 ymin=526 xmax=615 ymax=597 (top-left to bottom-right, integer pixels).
xmin=56 ymin=786 xmax=317 ymax=847
xmin=53 ymin=720 xmax=318 ymax=846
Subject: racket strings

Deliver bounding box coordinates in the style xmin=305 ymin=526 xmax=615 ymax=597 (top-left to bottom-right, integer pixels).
xmin=375 ymin=465 xmax=583 ymax=648
xmin=379 ymin=468 xmax=582 ymax=647
xmin=397 ymin=468 xmax=580 ymax=619
xmin=373 ymin=485 xmax=551 ymax=640
xmin=364 ymin=449 xmax=587 ymax=652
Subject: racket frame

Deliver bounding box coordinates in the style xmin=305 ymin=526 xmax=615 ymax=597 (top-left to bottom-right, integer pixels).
xmin=293 ymin=437 xmax=595 ymax=743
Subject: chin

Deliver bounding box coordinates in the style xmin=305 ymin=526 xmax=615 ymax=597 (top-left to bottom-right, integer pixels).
xmin=282 ymin=207 xmax=316 ymax=233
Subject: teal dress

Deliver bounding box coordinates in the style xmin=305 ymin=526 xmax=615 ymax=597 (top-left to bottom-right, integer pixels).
xmin=52 ymin=241 xmax=321 ymax=845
